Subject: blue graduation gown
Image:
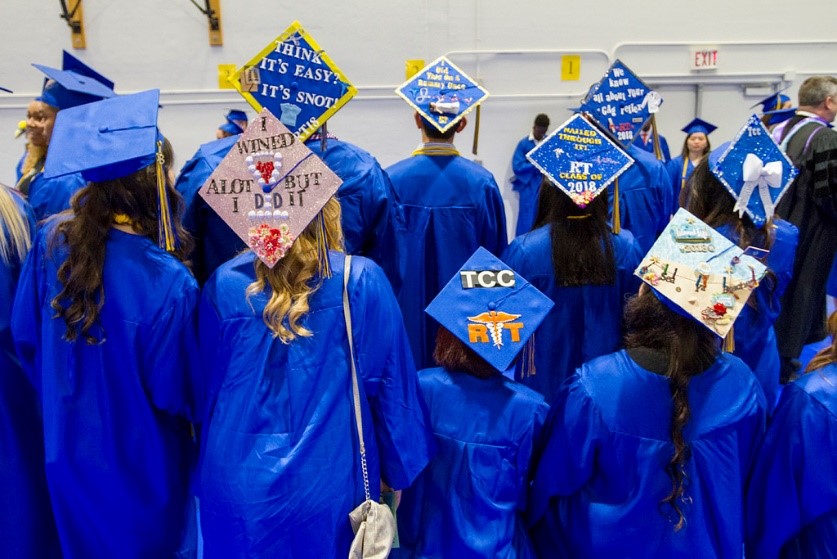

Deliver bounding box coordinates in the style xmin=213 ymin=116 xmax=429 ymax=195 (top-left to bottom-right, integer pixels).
xmin=609 ymin=145 xmax=672 ymax=253
xmin=502 ymin=225 xmax=643 ymax=404
xmin=26 ymin=170 xmax=88 ymax=221
xmin=511 ymin=135 xmax=542 ymax=237
xmin=717 ymin=220 xmax=799 ymax=410
xmin=12 ymin=220 xmax=200 ymax=559
xmin=385 ymin=153 xmax=508 ymax=369
xmin=746 ymin=363 xmax=837 ymax=558
xmin=395 ymin=367 xmax=549 ymax=559
xmin=632 ymin=132 xmax=671 ymax=162
xmin=0 ymin=190 xmax=60 ymax=557
xmin=530 ymin=351 xmax=767 ymax=558
xmin=197 ymin=251 xmax=434 ymax=559
xmin=666 ymin=155 xmax=696 ymax=215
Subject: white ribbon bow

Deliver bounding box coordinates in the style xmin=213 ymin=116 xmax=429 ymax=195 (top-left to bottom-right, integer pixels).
xmin=734 ymin=153 xmax=783 ymax=221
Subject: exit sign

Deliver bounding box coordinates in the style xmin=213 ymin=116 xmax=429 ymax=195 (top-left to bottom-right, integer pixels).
xmin=691 ymin=48 xmax=719 ymax=70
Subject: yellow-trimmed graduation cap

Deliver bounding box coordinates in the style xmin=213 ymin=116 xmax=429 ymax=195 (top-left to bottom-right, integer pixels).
xmin=526 ymin=113 xmax=634 ymax=207
xmin=33 ymin=51 xmax=115 ymax=110
xmin=231 ymin=21 xmax=357 ymax=142
xmin=635 ymin=208 xmax=767 ymax=338
xmin=395 ymin=55 xmax=489 ymax=133
xmin=709 ymin=115 xmax=798 ymax=227
xmin=681 ymin=118 xmax=717 ymax=136
xmin=198 ymin=108 xmax=342 ymax=268
xmin=425 ymin=247 xmax=554 ymax=373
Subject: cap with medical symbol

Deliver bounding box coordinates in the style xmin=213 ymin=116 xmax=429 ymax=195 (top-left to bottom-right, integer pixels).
xmin=577 ymin=59 xmax=662 ymax=146
xmin=635 ymin=208 xmax=767 ymax=338
xmin=526 ymin=113 xmax=634 ymax=208
xmin=231 ymin=21 xmax=357 ymax=142
xmin=425 ymin=247 xmax=554 ymax=373
xmin=34 ymin=50 xmax=115 ymax=110
xmin=681 ymin=118 xmax=717 ymax=136
xmin=198 ymin=108 xmax=342 ymax=268
xmin=709 ymin=114 xmax=798 ymax=227
xmin=395 ymin=55 xmax=489 ymax=133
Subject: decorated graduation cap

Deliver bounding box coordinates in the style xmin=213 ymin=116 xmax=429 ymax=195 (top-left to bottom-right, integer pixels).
xmin=681 ymin=117 xmax=717 ymax=136
xmin=43 ymin=89 xmax=180 ymax=251
xmin=395 ymin=55 xmax=489 ymax=134
xmin=33 ymin=50 xmax=115 ymax=110
xmin=635 ymin=208 xmax=767 ymax=339
xmin=219 ymin=109 xmax=248 ymax=135
xmin=709 ymin=114 xmax=798 ymax=227
xmin=750 ymin=88 xmax=792 ymax=113
xmin=198 ymin=108 xmax=342 ymax=270
xmin=526 ymin=112 xmax=633 ymax=226
xmin=425 ymin=247 xmax=553 ymax=373
xmin=231 ymin=21 xmax=356 ymax=142
xmin=577 ymin=59 xmax=662 ymax=147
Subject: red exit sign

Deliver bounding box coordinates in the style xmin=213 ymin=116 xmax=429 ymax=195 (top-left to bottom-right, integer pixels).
xmin=691 ymin=48 xmax=719 ymax=70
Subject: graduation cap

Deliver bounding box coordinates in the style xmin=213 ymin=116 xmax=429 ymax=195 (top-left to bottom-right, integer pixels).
xmin=709 ymin=114 xmax=798 ymax=227
xmin=635 ymin=207 xmax=767 ymax=339
xmin=395 ymin=55 xmax=489 ymax=134
xmin=681 ymin=118 xmax=717 ymax=136
xmin=0 ymin=86 xmax=11 ymax=93
xmin=33 ymin=51 xmax=115 ymax=110
xmin=219 ymin=109 xmax=248 ymax=135
xmin=425 ymin=247 xmax=554 ymax=373
xmin=577 ymin=59 xmax=662 ymax=147
xmin=198 ymin=108 xmax=343 ymax=269
xmin=526 ymin=112 xmax=633 ymax=213
xmin=762 ymin=107 xmax=796 ymax=127
xmin=43 ymin=90 xmax=180 ymax=251
xmin=749 ymin=88 xmax=792 ymax=113
xmin=231 ymin=21 xmax=357 ymax=142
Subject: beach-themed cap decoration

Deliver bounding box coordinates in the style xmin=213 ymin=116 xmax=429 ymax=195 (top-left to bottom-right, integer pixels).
xmin=395 ymin=55 xmax=489 ymax=134
xmin=526 ymin=113 xmax=633 ymax=230
xmin=425 ymin=247 xmax=553 ymax=374
xmin=43 ymin=89 xmax=180 ymax=251
xmin=199 ymin=108 xmax=342 ymax=270
xmin=34 ymin=50 xmax=115 ymax=110
xmin=231 ymin=21 xmax=356 ymax=142
xmin=710 ymin=115 xmax=798 ymax=227
xmin=635 ymin=208 xmax=768 ymax=339
xmin=577 ymin=59 xmax=662 ymax=147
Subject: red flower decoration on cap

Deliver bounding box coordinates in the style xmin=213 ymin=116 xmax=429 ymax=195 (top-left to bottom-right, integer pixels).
xmin=713 ymin=302 xmax=727 ymax=316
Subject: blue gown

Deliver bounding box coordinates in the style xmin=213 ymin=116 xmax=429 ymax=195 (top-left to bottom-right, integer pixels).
xmin=0 ymin=189 xmax=61 ymax=557
xmin=511 ymin=135 xmax=542 ymax=237
xmin=26 ymin=171 xmax=88 ymax=221
xmin=395 ymin=367 xmax=548 ymax=559
xmin=197 ymin=251 xmax=434 ymax=559
xmin=385 ymin=152 xmax=508 ymax=369
xmin=529 ymin=350 xmax=767 ymax=558
xmin=717 ymin=220 xmax=799 ymax=410
xmin=746 ymin=363 xmax=837 ymax=559
xmin=12 ymin=219 xmax=200 ymax=559
xmin=666 ymin=154 xmax=696 ymax=215
xmin=609 ymin=145 xmax=672 ymax=253
xmin=502 ymin=225 xmax=643 ymax=404
xmin=632 ymin=132 xmax=671 ymax=162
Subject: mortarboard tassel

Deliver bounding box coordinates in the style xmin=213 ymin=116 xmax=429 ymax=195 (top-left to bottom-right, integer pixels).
xmin=471 ymin=104 xmax=481 ymax=157
xmin=156 ymin=140 xmax=179 ymax=252
xmin=522 ymin=332 xmax=537 ymax=377
xmin=723 ymin=327 xmax=735 ymax=353
xmin=650 ymin=114 xmax=664 ymax=161
xmin=315 ymin=210 xmax=332 ymax=279
xmin=320 ymin=122 xmax=328 ymax=152
xmin=612 ymin=177 xmax=621 ymax=234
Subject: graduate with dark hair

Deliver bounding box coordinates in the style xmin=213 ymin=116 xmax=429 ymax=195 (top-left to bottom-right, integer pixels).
xmin=12 ymin=90 xmax=199 ymax=558
xmin=666 ymin=118 xmax=716 ymax=216
xmin=511 ymin=112 xmax=549 ymax=236
xmin=529 ymin=209 xmax=768 ymax=557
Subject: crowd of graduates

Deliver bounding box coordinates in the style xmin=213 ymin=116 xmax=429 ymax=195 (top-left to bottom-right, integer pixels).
xmin=1 ymin=38 xmax=836 ymax=559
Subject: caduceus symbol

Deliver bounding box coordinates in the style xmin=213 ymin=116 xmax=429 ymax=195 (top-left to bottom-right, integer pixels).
xmin=467 ymin=310 xmax=522 ymax=349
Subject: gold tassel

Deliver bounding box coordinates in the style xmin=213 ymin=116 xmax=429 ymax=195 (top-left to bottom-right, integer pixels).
xmin=724 ymin=326 xmax=735 ymax=353
xmin=156 ymin=140 xmax=178 ymax=252
xmin=612 ymin=176 xmax=621 ymax=234
xmin=315 ymin=211 xmax=332 ymax=279
xmin=471 ymin=104 xmax=481 ymax=156
xmin=650 ymin=114 xmax=663 ymax=161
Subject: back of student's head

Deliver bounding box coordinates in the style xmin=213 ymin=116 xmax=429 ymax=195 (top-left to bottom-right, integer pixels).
xmin=433 ymin=326 xmax=497 ymax=379
xmin=532 ymin=180 xmax=615 ymax=286
xmin=420 ymin=116 xmax=458 ymax=141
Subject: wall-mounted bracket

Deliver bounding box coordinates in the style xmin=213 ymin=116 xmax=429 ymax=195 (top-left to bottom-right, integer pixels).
xmin=59 ymin=0 xmax=86 ymax=49
xmin=189 ymin=0 xmax=223 ymax=46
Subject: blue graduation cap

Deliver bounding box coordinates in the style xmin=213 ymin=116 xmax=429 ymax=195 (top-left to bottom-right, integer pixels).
xmin=231 ymin=21 xmax=357 ymax=141
xmin=635 ymin=208 xmax=767 ymax=338
xmin=425 ymin=247 xmax=553 ymax=373
xmin=33 ymin=51 xmax=115 ymax=110
xmin=750 ymin=88 xmax=791 ymax=113
xmin=526 ymin=113 xmax=634 ymax=208
xmin=226 ymin=109 xmax=248 ymax=123
xmin=577 ymin=59 xmax=662 ymax=146
xmin=709 ymin=114 xmax=798 ymax=227
xmin=681 ymin=118 xmax=717 ymax=136
xmin=218 ymin=108 xmax=249 ymax=135
xmin=0 ymin=86 xmax=12 ymax=93
xmin=395 ymin=55 xmax=489 ymax=133
xmin=763 ymin=107 xmax=796 ymax=127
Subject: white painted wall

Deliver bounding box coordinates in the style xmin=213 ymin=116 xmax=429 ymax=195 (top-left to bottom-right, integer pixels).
xmin=2 ymin=0 xmax=836 ymax=238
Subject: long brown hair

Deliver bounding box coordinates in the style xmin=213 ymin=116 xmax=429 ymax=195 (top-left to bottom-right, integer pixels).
xmin=49 ymin=138 xmax=192 ymax=344
xmin=623 ymin=288 xmax=720 ymax=531
xmin=806 ymin=311 xmax=837 ymax=372
xmin=246 ymin=197 xmax=344 ymax=343
xmin=433 ymin=326 xmax=497 ymax=379
xmin=531 ymin=179 xmax=616 ymax=286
